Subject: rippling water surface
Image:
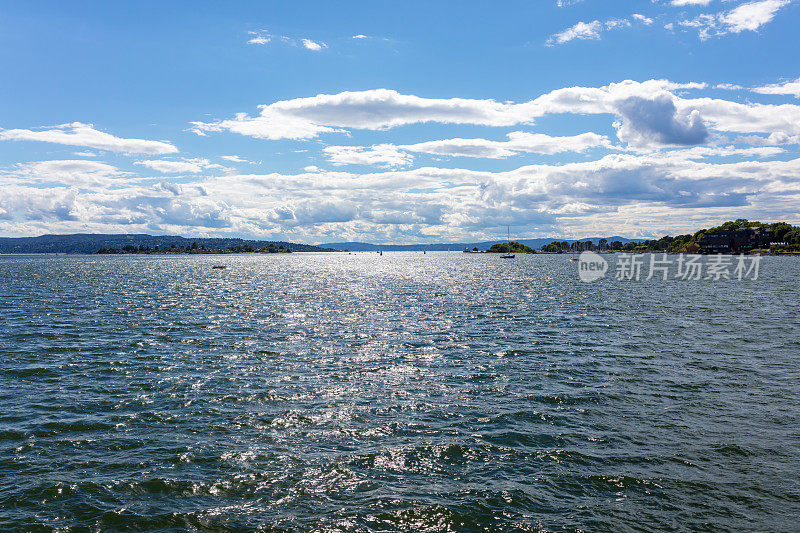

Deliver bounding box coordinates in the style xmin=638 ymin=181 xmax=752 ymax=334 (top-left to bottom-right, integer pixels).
xmin=1 ymin=253 xmax=799 ymax=532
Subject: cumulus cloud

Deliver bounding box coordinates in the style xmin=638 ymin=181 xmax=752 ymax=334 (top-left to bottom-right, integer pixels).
xmin=190 ymin=80 xmax=800 ymax=151
xmin=615 ymin=95 xmax=709 ymax=147
xmin=4 ymin=147 xmax=800 ymax=241
xmin=753 ymin=77 xmax=800 ymax=97
xmin=0 ymin=123 xmax=178 ymax=154
xmin=530 ymin=79 xmax=800 ymax=143
xmin=190 ymin=80 xmax=800 ymax=156
xmin=478 ymin=152 xmax=800 ymax=217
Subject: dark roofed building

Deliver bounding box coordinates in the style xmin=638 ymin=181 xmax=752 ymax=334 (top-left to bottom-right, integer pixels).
xmin=699 ymin=227 xmax=772 ymax=254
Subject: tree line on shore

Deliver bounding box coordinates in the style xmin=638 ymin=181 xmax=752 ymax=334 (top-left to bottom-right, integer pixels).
xmin=95 ymin=242 xmax=292 ymax=254
xmin=484 ymin=242 xmax=538 ymax=254
xmin=540 ymin=219 xmax=800 ymax=254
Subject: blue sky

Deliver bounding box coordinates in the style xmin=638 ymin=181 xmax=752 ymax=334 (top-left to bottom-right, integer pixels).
xmin=1 ymin=0 xmax=799 ymax=243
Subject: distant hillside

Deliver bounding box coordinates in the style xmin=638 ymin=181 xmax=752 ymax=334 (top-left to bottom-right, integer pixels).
xmin=322 ymin=242 xmax=473 ymax=252
xmin=323 ymin=236 xmax=642 ymax=252
xmin=0 ymin=234 xmax=334 ymax=254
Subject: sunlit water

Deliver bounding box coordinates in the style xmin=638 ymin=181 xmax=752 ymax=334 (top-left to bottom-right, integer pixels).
xmin=1 ymin=252 xmax=799 ymax=532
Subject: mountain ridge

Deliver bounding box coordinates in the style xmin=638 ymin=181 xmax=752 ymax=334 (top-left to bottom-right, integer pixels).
xmin=0 ymin=233 xmax=334 ymax=254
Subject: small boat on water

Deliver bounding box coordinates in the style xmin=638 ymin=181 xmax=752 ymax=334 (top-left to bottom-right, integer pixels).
xmin=500 ymin=226 xmax=515 ymax=259
xmin=212 ymin=265 xmax=226 ymax=269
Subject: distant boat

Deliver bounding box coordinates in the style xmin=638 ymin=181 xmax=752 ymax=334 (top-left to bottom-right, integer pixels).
xmin=500 ymin=226 xmax=515 ymax=259
xmin=570 ymin=245 xmax=578 ymax=261
xmin=212 ymin=265 xmax=226 ymax=269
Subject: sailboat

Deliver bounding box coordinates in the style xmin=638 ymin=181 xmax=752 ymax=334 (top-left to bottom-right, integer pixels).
xmin=500 ymin=226 xmax=515 ymax=259
xmin=570 ymin=242 xmax=579 ymax=261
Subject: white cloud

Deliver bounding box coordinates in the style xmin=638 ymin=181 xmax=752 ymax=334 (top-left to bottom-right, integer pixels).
xmin=671 ymin=0 xmax=714 ymax=5
xmin=735 ymin=132 xmax=800 ymax=145
xmin=247 ymin=31 xmax=272 ymax=45
xmin=323 ymin=144 xmax=413 ymax=167
xmin=220 ymin=155 xmax=251 ymax=163
xmin=547 ymin=13 xmax=657 ymax=45
xmin=605 ymin=18 xmax=632 ymax=30
xmin=529 ymin=80 xmax=713 ymax=148
xmin=4 ymin=148 xmax=800 ymax=241
xmin=246 ymin=31 xmax=328 ymax=51
xmin=753 ymin=77 xmax=800 ymax=97
xmin=135 ymin=158 xmax=226 ymax=174
xmin=301 ymin=38 xmax=327 ymax=51
xmin=0 ymin=122 xmax=177 ymax=154
xmin=680 ymin=0 xmax=792 ymax=39
xmin=191 ymin=89 xmax=532 ymax=140
xmin=547 ymin=21 xmax=603 ymax=45
xmin=6 ymin=160 xmax=128 ymax=187
xmin=529 ymin=79 xmax=800 ymax=144
xmin=352 ymin=34 xmax=369 ymax=39
xmin=399 ymin=131 xmax=612 ymax=159
xmin=615 ymin=95 xmax=709 ymax=147
xmin=191 ymin=80 xmax=800 ymax=151
xmin=715 ymin=83 xmax=744 ymax=90
xmin=721 ymin=0 xmax=790 ymax=32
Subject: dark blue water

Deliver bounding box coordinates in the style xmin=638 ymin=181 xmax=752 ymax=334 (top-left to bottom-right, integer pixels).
xmin=1 ymin=253 xmax=799 ymax=532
